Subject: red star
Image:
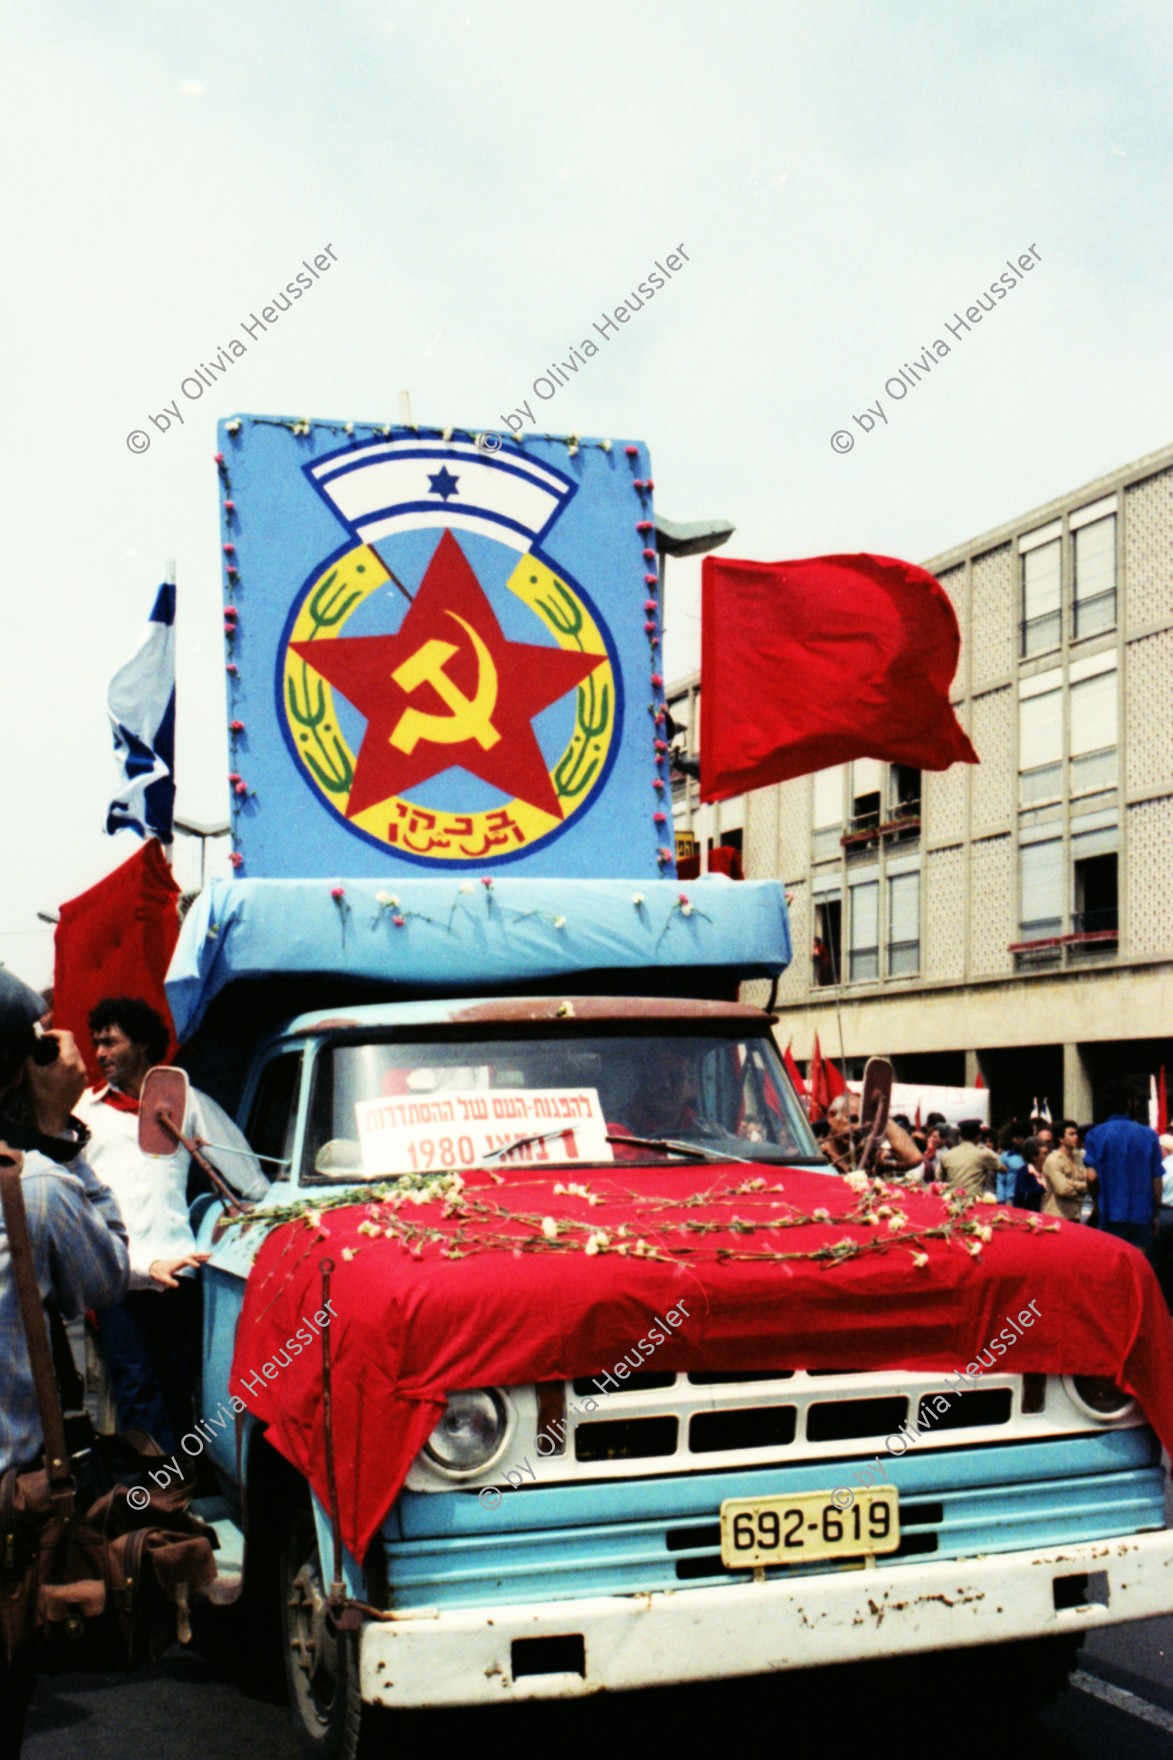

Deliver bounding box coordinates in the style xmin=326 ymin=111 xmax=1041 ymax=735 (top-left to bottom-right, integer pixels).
xmin=291 ymin=530 xmax=604 ymax=822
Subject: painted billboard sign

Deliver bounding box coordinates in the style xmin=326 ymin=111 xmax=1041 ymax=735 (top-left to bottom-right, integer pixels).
xmin=217 ymin=418 xmax=673 ymax=878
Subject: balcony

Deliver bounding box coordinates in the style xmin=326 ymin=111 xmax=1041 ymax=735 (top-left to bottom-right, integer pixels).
xmin=1010 ymin=918 xmax=1063 ymax=971
xmin=1067 ymin=907 xmax=1119 ymax=962
xmin=839 ymin=802 xmax=922 ymax=852
xmin=1010 ymin=909 xmax=1118 ymax=972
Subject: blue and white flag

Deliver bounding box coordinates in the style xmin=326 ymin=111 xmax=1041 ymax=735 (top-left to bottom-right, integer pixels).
xmin=105 ymin=582 xmax=176 ymax=842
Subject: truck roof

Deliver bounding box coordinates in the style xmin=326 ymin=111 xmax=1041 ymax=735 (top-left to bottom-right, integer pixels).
xmin=278 ymin=994 xmax=776 ymax=1037
xmin=167 ymin=875 xmax=793 ymax=1041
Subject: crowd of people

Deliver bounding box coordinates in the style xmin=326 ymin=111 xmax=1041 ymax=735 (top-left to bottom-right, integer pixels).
xmin=815 ymin=1080 xmax=1173 ymax=1302
xmin=0 ymin=968 xmax=265 ymax=1750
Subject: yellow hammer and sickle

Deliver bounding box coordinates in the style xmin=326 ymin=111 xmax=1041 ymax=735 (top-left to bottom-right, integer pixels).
xmin=389 ymin=613 xmax=501 ymax=755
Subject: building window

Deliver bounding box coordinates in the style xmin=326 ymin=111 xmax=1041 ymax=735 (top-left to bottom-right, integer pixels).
xmin=812 ymin=765 xmax=844 ymax=861
xmin=887 ymin=767 xmax=922 ymax=848
xmin=1072 ymin=515 xmax=1116 ymax=640
xmin=813 ymin=896 xmax=842 ymax=988
xmin=1020 ymin=538 xmax=1061 ymax=656
xmin=1018 ymin=673 xmax=1062 ymax=805
xmin=887 ymin=871 xmax=920 ymax=976
xmin=848 ymin=880 xmax=879 ymax=982
xmin=707 ymin=829 xmax=743 ymax=878
xmin=850 ymin=759 xmax=883 ymax=839
xmin=1069 ymin=663 xmax=1117 ymax=795
xmin=889 ymin=765 xmax=921 ymax=824
xmin=1070 ymin=818 xmax=1119 ymax=960
xmin=1018 ymin=838 xmax=1063 ymax=943
xmin=1072 ymin=849 xmax=1118 ymax=941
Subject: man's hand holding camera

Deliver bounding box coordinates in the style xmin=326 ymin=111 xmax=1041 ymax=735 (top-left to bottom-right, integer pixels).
xmin=24 ymin=1030 xmax=88 ymax=1140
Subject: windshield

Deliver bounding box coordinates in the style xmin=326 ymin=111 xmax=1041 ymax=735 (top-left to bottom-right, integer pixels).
xmin=303 ymin=1029 xmax=820 ymax=1180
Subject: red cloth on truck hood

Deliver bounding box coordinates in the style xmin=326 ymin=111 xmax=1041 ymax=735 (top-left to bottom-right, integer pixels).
xmin=229 ymin=1166 xmax=1173 ymax=1558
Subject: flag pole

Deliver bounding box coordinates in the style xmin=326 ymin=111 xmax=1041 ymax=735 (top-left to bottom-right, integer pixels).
xmin=164 ymin=559 xmax=175 ymax=865
xmin=823 ymin=921 xmax=856 ymax=1168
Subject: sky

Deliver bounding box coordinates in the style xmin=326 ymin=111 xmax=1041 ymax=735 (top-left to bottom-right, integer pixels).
xmin=2 ymin=0 xmax=1171 ymax=986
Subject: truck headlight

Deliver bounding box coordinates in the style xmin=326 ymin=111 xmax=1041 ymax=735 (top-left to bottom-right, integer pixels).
xmin=424 ymin=1389 xmax=510 ymax=1478
xmin=1066 ymin=1376 xmax=1137 ymax=1422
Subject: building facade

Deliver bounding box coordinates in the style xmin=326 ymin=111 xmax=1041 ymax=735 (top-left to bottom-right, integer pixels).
xmin=670 ymin=442 xmax=1173 ymax=1124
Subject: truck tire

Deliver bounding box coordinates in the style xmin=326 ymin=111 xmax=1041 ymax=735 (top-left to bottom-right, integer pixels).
xmin=189 ymin=1559 xmax=285 ymax=1696
xmin=986 ymin=1633 xmax=1084 ymax=1716
xmin=281 ymin=1493 xmax=388 ymax=1760
xmin=894 ymin=1634 xmax=1082 ymax=1720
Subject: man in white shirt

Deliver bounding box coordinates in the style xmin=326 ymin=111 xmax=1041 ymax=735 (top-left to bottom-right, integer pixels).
xmin=77 ymin=996 xmax=268 ymax=1453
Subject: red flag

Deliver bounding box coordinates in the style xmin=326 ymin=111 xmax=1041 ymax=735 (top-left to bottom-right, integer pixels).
xmin=53 ymin=841 xmax=180 ymax=1083
xmin=975 ymin=1071 xmax=985 ymax=1090
xmin=808 ymin=1034 xmax=847 ymax=1119
xmin=782 ymin=1038 xmax=806 ymax=1099
xmin=914 ymin=1103 xmax=922 ymax=1130
xmin=700 ymin=552 xmax=978 ymax=802
xmin=1159 ymin=1067 xmax=1168 ymax=1138
xmin=825 ymin=1053 xmax=847 ymax=1105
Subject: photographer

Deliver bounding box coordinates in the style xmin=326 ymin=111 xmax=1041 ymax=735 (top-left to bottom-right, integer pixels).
xmin=0 ymin=968 xmax=130 ymax=1753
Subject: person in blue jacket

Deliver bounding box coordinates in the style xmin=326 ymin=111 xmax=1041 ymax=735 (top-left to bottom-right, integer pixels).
xmin=1013 ymin=1134 xmax=1048 ymax=1212
xmin=1083 ymin=1080 xmax=1164 ymax=1250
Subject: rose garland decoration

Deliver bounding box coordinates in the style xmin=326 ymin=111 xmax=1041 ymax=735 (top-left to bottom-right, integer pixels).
xmin=227 ymin=1168 xmax=1058 ymax=1278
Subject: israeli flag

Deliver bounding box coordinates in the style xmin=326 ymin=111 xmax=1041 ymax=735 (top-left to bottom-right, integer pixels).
xmin=306 ymin=436 xmax=576 ymax=553
xmin=105 ymin=582 xmax=176 ymax=843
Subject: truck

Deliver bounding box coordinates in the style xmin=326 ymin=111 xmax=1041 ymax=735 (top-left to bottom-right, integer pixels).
xmin=154 ymin=868 xmax=1173 ymax=1759
xmin=118 ymin=413 xmax=1173 ymax=1754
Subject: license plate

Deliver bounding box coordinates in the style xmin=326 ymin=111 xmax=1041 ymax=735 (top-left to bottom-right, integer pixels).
xmin=719 ymin=1487 xmax=900 ymax=1568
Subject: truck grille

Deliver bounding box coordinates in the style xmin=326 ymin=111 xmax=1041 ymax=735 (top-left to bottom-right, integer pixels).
xmin=565 ymin=1381 xmax=1014 ymax=1462
xmin=386 ymin=1429 xmax=1165 ymax=1613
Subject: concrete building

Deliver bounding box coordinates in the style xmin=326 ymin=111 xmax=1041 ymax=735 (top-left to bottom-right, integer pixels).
xmin=669 ymin=442 xmax=1173 ymax=1124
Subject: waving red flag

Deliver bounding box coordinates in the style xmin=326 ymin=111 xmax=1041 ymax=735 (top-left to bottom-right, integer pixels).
xmin=700 ymin=552 xmax=978 ymax=802
xmin=53 ymin=840 xmax=180 ymax=1081
xmin=807 ymin=1034 xmax=847 ymax=1120
xmin=782 ymin=1038 xmax=807 ymax=1100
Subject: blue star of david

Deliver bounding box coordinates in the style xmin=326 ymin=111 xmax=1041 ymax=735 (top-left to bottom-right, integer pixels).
xmin=427 ymin=466 xmax=460 ymax=501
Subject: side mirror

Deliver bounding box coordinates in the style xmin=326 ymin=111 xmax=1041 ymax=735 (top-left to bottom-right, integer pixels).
xmin=138 ymin=1066 xmax=190 ymax=1156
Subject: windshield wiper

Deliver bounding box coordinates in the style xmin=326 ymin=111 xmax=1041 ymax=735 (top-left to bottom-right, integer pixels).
xmin=481 ymin=1129 xmax=758 ymax=1167
xmin=480 ymin=1128 xmax=584 ymax=1164
xmin=604 ymin=1133 xmax=753 ymax=1165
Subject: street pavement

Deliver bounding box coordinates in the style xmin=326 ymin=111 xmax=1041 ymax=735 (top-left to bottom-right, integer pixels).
xmin=22 ymin=1618 xmax=1173 ymax=1758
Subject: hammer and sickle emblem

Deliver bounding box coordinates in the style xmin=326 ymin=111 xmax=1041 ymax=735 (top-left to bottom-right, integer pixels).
xmin=389 ymin=613 xmax=501 ymax=755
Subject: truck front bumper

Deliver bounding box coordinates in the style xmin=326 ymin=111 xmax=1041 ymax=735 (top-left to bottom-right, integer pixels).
xmin=359 ymin=1527 xmax=1173 ymax=1706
